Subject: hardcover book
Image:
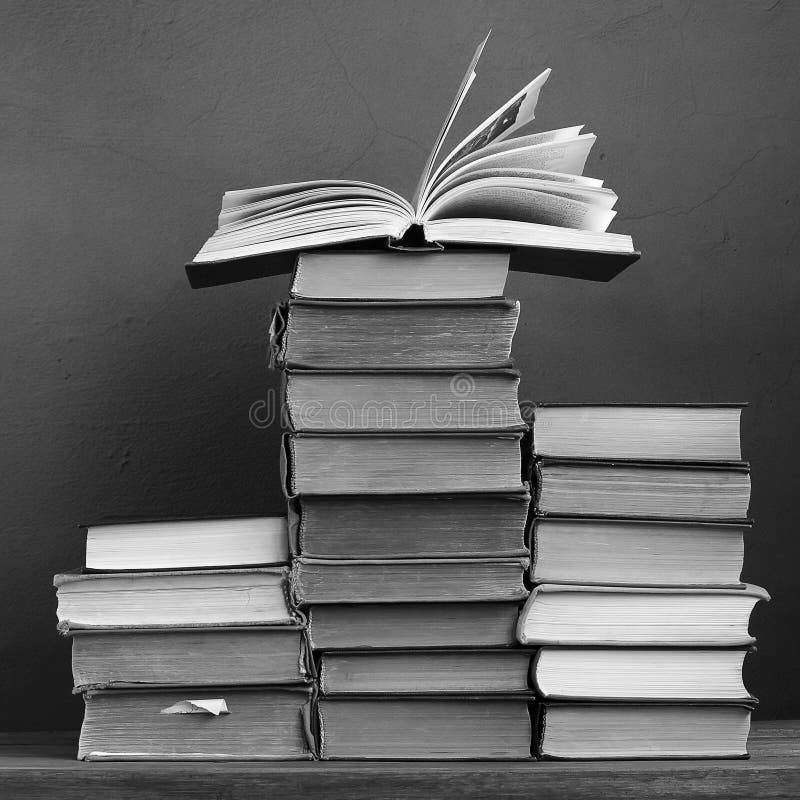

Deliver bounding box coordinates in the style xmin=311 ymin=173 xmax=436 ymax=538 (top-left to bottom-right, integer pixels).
xmin=318 ymin=695 xmax=532 ymax=760
xmin=282 ymin=432 xmax=528 ymax=495
xmin=54 ymin=568 xmax=295 ymax=630
xmin=189 ymin=34 xmax=637 ymax=283
xmin=516 ymin=583 xmax=770 ymax=646
xmin=288 ymin=491 xmax=530 ymax=559
xmin=269 ymin=300 xmax=520 ymax=370
xmin=78 ymin=687 xmax=315 ymax=760
xmin=318 ymin=649 xmax=533 ymax=695
xmin=532 ymin=404 xmax=744 ymax=461
xmin=534 ymin=702 xmax=753 ymax=760
xmin=70 ymin=626 xmax=313 ymax=690
xmin=534 ymin=458 xmax=751 ymax=519
xmin=289 ymin=250 xmax=510 ymax=300
xmin=531 ymin=647 xmax=753 ymax=702
xmin=283 ymin=369 xmax=526 ymax=432
xmin=530 ymin=516 xmax=748 ymax=587
xmin=307 ymin=602 xmax=522 ymax=650
xmin=292 ymin=557 xmax=530 ymax=606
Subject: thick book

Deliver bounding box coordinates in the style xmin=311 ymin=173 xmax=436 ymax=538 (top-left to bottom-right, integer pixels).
xmin=516 ymin=583 xmax=770 ymax=646
xmin=54 ymin=568 xmax=295 ymax=631
xmin=318 ymin=696 xmax=532 ymax=760
xmin=283 ymin=432 xmax=528 ymax=495
xmin=534 ymin=702 xmax=753 ymax=760
xmin=307 ymin=602 xmax=521 ymax=650
xmin=70 ymin=626 xmax=312 ymax=690
xmin=319 ymin=649 xmax=533 ymax=695
xmin=270 ymin=299 xmax=520 ymax=370
xmin=288 ymin=491 xmax=530 ymax=559
xmin=530 ymin=516 xmax=748 ymax=587
xmin=531 ymin=647 xmax=753 ymax=702
xmin=532 ymin=404 xmax=744 ymax=461
xmin=292 ymin=557 xmax=529 ymax=606
xmin=78 ymin=687 xmax=315 ymax=760
xmin=83 ymin=516 xmax=288 ymax=571
xmin=189 ymin=35 xmax=636 ymax=279
xmin=283 ymin=369 xmax=526 ymax=432
xmin=535 ymin=458 xmax=751 ymax=520
xmin=290 ymin=250 xmax=510 ymax=300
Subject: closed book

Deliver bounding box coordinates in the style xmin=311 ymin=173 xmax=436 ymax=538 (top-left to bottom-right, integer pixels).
xmin=534 ymin=702 xmax=754 ymax=760
xmin=78 ymin=687 xmax=315 ymax=760
xmin=70 ymin=626 xmax=313 ymax=690
xmin=293 ymin=557 xmax=529 ymax=606
xmin=288 ymin=491 xmax=530 ymax=559
xmin=54 ymin=568 xmax=295 ymax=631
xmin=83 ymin=515 xmax=288 ymax=571
xmin=283 ymin=432 xmax=529 ymax=495
xmin=307 ymin=602 xmax=521 ymax=650
xmin=535 ymin=458 xmax=751 ymax=520
xmin=284 ymin=369 xmax=526 ymax=432
xmin=269 ymin=299 xmax=520 ymax=370
xmin=530 ymin=516 xmax=748 ymax=587
xmin=516 ymin=583 xmax=770 ymax=646
xmin=531 ymin=647 xmax=754 ymax=702
xmin=319 ymin=649 xmax=533 ymax=695
xmin=290 ymin=250 xmax=510 ymax=300
xmin=532 ymin=404 xmax=744 ymax=461
xmin=318 ymin=696 xmax=532 ymax=760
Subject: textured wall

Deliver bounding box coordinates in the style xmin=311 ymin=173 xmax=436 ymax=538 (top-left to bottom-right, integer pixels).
xmin=2 ymin=0 xmax=798 ymax=729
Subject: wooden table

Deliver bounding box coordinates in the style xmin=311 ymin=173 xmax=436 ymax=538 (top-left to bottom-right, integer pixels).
xmin=1 ymin=722 xmax=798 ymax=799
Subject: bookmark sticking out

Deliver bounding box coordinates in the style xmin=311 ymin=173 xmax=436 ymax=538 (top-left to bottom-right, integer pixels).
xmin=160 ymin=699 xmax=230 ymax=716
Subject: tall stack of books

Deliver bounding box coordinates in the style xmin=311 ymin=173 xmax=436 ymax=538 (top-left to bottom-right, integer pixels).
xmin=273 ymin=250 xmax=537 ymax=759
xmin=53 ymin=517 xmax=316 ymax=760
xmin=520 ymin=405 xmax=769 ymax=759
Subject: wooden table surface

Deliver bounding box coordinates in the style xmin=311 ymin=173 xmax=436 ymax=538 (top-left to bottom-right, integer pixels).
xmin=1 ymin=722 xmax=798 ymax=799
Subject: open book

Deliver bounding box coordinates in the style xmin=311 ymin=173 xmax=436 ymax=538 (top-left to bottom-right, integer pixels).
xmin=191 ymin=33 xmax=636 ymax=270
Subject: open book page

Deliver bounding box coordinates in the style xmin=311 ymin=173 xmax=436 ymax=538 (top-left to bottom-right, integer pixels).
xmin=425 ymin=173 xmax=617 ymax=213
xmin=425 ymin=184 xmax=616 ymax=232
xmin=410 ymin=32 xmax=491 ymax=210
xmin=420 ymin=68 xmax=553 ymax=211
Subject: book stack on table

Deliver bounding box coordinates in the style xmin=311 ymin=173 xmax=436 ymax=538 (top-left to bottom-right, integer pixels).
xmin=522 ymin=405 xmax=769 ymax=758
xmin=275 ymin=250 xmax=538 ymax=759
xmin=53 ymin=518 xmax=316 ymax=760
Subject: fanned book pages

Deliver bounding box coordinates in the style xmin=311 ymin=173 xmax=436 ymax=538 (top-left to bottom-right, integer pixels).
xmin=290 ymin=250 xmax=510 ymax=300
xmin=283 ymin=370 xmax=526 ymax=432
xmin=78 ymin=687 xmax=315 ymax=761
xmin=534 ymin=459 xmax=751 ymax=519
xmin=307 ymin=602 xmax=521 ymax=650
xmin=534 ymin=703 xmax=754 ymax=760
xmin=292 ymin=557 xmax=529 ymax=606
xmin=270 ymin=300 xmax=520 ymax=370
xmin=531 ymin=647 xmax=753 ymax=702
xmin=516 ymin=583 xmax=770 ymax=646
xmin=532 ymin=404 xmax=744 ymax=461
xmin=70 ymin=627 xmax=312 ymax=690
xmin=317 ymin=696 xmax=532 ymax=760
xmin=54 ymin=568 xmax=295 ymax=630
xmin=318 ymin=650 xmax=533 ymax=695
xmin=288 ymin=492 xmax=530 ymax=559
xmin=190 ymin=34 xmax=637 ymax=280
xmin=83 ymin=516 xmax=288 ymax=571
xmin=530 ymin=517 xmax=748 ymax=587
xmin=283 ymin=432 xmax=528 ymax=495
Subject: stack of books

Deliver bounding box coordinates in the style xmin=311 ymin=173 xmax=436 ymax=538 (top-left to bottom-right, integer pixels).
xmin=53 ymin=516 xmax=316 ymax=760
xmin=520 ymin=405 xmax=769 ymax=759
xmin=273 ymin=250 xmax=537 ymax=759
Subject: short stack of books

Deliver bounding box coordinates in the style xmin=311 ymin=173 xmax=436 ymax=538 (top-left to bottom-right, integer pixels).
xmin=520 ymin=405 xmax=770 ymax=759
xmin=53 ymin=516 xmax=316 ymax=760
xmin=273 ymin=250 xmax=537 ymax=759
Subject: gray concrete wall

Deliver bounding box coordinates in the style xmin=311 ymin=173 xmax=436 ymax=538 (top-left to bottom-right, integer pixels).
xmin=2 ymin=0 xmax=798 ymax=728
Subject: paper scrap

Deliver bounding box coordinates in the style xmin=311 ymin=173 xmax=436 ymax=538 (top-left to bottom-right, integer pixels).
xmin=160 ymin=699 xmax=230 ymax=716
